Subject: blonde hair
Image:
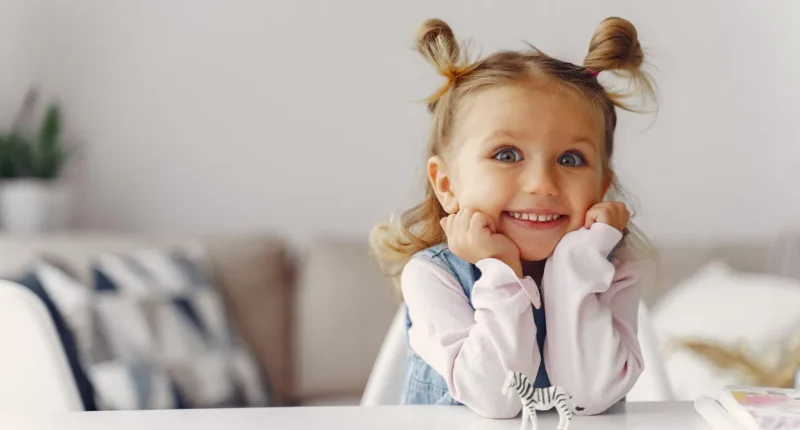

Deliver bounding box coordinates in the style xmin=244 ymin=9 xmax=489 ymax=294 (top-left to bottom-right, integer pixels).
xmin=371 ymin=17 xmax=657 ymax=283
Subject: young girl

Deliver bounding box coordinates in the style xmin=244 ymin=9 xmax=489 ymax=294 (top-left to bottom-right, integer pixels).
xmin=370 ymin=17 xmax=656 ymax=418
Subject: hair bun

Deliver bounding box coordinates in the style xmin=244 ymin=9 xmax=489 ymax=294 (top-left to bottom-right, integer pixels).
xmin=584 ymin=17 xmax=656 ymax=112
xmin=416 ymin=19 xmax=461 ymax=75
xmin=583 ymin=17 xmax=643 ymax=73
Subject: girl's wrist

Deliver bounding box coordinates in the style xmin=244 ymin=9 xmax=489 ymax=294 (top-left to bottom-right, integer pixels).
xmin=482 ymin=255 xmax=523 ymax=278
xmin=503 ymin=258 xmax=523 ymax=278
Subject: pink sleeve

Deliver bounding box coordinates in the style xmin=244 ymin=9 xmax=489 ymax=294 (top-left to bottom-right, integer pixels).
xmin=542 ymin=223 xmax=644 ymax=415
xmin=401 ymin=257 xmax=542 ymax=418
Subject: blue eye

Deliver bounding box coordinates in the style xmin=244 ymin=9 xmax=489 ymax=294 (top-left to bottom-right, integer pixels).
xmin=493 ymin=148 xmax=523 ymax=163
xmin=558 ymin=151 xmax=586 ymax=167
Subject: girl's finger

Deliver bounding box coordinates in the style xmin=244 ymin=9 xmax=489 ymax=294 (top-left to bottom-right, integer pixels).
xmin=584 ymin=208 xmax=600 ymax=229
xmin=456 ymin=209 xmax=474 ymax=234
xmin=469 ymin=211 xmax=491 ymax=234
xmin=445 ymin=214 xmax=456 ymax=236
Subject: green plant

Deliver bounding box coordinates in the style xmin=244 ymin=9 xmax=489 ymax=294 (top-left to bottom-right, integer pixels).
xmin=0 ymin=101 xmax=73 ymax=180
xmin=0 ymin=133 xmax=32 ymax=178
xmin=31 ymin=103 xmax=70 ymax=179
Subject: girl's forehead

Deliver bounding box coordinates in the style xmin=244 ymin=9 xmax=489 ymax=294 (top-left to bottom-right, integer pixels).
xmin=452 ymin=82 xmax=604 ymax=147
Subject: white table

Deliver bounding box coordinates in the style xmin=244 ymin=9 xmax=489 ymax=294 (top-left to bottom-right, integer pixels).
xmin=0 ymin=402 xmax=709 ymax=430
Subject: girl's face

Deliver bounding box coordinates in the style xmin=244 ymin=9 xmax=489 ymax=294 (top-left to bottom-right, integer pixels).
xmin=429 ymin=81 xmax=610 ymax=262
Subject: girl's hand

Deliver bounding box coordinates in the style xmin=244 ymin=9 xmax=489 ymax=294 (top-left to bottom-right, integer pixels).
xmin=584 ymin=201 xmax=630 ymax=232
xmin=440 ymin=209 xmax=522 ymax=277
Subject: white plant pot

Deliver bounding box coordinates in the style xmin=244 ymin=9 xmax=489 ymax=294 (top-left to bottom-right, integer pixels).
xmin=0 ymin=179 xmax=71 ymax=233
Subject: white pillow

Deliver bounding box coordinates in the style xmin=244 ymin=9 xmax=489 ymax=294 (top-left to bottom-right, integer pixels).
xmin=651 ymin=261 xmax=800 ymax=400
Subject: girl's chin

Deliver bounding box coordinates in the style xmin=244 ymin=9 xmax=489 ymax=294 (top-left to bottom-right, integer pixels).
xmin=517 ymin=245 xmax=558 ymax=262
xmin=505 ymin=232 xmax=564 ymax=262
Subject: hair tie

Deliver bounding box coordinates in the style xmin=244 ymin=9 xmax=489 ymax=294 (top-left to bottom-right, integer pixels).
xmin=586 ymin=68 xmax=599 ymax=77
xmin=426 ymin=63 xmax=479 ymax=105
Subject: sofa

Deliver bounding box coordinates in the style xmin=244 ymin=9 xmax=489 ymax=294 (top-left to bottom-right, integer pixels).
xmin=0 ymin=231 xmax=399 ymax=408
xmin=0 ymin=229 xmax=795 ymax=407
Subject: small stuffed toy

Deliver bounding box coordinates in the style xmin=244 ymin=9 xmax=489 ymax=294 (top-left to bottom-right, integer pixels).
xmin=503 ymin=371 xmax=583 ymax=430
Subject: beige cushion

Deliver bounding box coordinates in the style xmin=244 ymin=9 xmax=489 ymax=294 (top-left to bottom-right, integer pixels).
xmin=202 ymin=235 xmax=294 ymax=406
xmin=293 ymin=235 xmax=398 ymax=400
xmin=651 ymin=261 xmax=800 ymax=400
xmin=0 ymin=231 xmax=295 ymax=406
xmin=638 ymin=239 xmax=779 ymax=308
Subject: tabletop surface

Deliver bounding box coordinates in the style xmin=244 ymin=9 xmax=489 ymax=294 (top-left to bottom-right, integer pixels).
xmin=0 ymin=402 xmax=710 ymax=430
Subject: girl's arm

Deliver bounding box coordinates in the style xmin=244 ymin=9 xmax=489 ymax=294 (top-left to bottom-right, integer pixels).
xmin=401 ymin=256 xmax=542 ymax=418
xmin=542 ymin=223 xmax=644 ymax=416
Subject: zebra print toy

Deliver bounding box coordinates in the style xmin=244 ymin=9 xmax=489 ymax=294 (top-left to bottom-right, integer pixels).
xmin=502 ymin=371 xmax=583 ymax=430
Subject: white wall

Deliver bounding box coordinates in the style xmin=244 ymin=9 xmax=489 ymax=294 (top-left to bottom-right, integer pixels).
xmin=0 ymin=0 xmax=36 ymax=125
xmin=14 ymin=0 xmax=800 ymax=244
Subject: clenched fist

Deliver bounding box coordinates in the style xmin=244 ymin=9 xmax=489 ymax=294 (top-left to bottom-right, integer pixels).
xmin=584 ymin=201 xmax=630 ymax=232
xmin=440 ymin=209 xmax=522 ymax=277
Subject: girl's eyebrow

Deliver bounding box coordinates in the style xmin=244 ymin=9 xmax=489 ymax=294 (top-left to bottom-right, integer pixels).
xmin=482 ymin=129 xmax=523 ymax=142
xmin=569 ymin=139 xmax=598 ymax=152
xmin=482 ymin=129 xmax=599 ymax=150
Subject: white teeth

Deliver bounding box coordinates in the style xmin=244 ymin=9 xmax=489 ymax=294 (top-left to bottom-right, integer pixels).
xmin=508 ymin=212 xmax=562 ymax=222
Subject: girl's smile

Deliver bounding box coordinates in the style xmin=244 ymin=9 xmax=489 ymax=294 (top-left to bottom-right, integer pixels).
xmin=503 ymin=210 xmax=569 ymax=230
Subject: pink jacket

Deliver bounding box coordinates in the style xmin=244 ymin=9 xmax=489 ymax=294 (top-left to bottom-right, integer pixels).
xmin=400 ymin=223 xmax=643 ymax=418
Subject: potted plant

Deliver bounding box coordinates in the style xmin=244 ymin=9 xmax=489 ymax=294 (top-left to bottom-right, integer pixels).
xmin=0 ymin=91 xmax=74 ymax=233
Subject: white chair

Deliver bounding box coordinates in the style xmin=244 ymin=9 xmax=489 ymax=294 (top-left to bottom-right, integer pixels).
xmin=360 ymin=301 xmax=674 ymax=406
xmin=626 ymin=301 xmax=675 ymax=401
xmin=360 ymin=305 xmax=408 ymax=406
xmin=0 ymin=280 xmax=84 ymax=412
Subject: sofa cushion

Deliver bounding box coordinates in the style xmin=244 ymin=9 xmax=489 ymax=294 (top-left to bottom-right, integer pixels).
xmin=88 ymin=360 xmax=187 ymax=410
xmin=293 ymin=235 xmax=398 ymax=401
xmin=0 ymin=231 xmax=295 ymax=406
xmin=638 ymin=239 xmax=780 ymax=308
xmin=201 ymin=235 xmax=294 ymax=405
xmin=651 ymin=261 xmax=800 ymax=400
xmin=89 ymin=248 xmax=270 ymax=408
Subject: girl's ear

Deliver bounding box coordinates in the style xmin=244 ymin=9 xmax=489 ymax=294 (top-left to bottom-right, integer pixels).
xmin=427 ymin=155 xmax=458 ymax=214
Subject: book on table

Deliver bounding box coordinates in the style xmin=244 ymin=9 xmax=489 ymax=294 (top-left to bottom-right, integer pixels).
xmin=695 ymin=385 xmax=800 ymax=430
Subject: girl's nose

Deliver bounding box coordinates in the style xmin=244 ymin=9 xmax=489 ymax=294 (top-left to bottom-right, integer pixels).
xmin=521 ymin=163 xmax=559 ymax=196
